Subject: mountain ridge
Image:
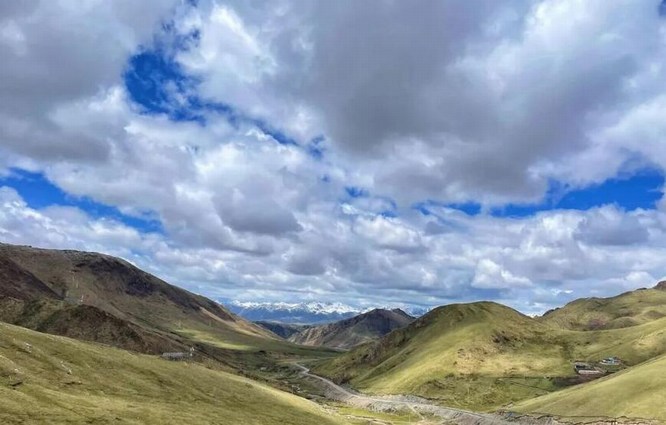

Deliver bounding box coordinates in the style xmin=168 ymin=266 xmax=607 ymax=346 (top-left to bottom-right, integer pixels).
xmin=0 ymin=243 xmax=288 ymax=359
xmin=228 ymin=300 xmax=430 ymax=324
xmin=315 ymin=298 xmax=666 ymax=412
xmin=288 ymin=308 xmax=415 ymax=349
xmin=540 ymin=284 xmax=666 ymax=330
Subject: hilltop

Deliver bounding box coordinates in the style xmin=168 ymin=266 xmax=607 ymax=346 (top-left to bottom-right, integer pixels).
xmin=540 ymin=283 xmax=666 ymax=330
xmin=289 ymin=308 xmax=414 ymax=350
xmin=229 ymin=300 xmax=429 ymax=324
xmin=228 ymin=301 xmax=360 ymax=324
xmin=314 ymin=299 xmax=666 ymax=411
xmin=315 ymin=302 xmax=564 ymax=409
xmin=255 ymin=321 xmax=312 ymax=339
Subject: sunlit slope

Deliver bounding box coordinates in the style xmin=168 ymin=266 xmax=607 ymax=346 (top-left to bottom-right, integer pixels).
xmin=315 ymin=301 xmax=666 ymax=411
xmin=515 ymin=353 xmax=666 ymax=422
xmin=563 ymin=314 xmax=666 ymax=366
xmin=540 ymin=284 xmax=666 ymax=330
xmin=316 ymin=302 xmax=569 ymax=409
xmin=0 ymin=321 xmax=349 ymax=425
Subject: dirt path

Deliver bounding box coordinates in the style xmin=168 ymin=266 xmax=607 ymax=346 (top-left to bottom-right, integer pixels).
xmin=293 ymin=363 xmax=515 ymax=425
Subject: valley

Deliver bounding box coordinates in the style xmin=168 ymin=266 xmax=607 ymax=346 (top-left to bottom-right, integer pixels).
xmin=313 ymin=293 xmax=666 ymax=420
xmin=1 ymin=242 xmax=666 ymax=424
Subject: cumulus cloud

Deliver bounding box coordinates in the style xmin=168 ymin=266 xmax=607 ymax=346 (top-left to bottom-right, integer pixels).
xmin=472 ymin=259 xmax=532 ymax=289
xmin=171 ymin=0 xmax=666 ymax=204
xmin=0 ymin=0 xmax=179 ymax=162
xmin=2 ymin=1 xmax=666 ymax=314
xmin=575 ymin=206 xmax=650 ymax=246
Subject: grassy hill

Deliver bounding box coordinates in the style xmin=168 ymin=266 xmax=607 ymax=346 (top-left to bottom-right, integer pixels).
xmin=314 ymin=301 xmax=666 ymax=412
xmin=515 ymin=353 xmax=666 ymax=422
xmin=315 ymin=302 xmax=568 ymax=410
xmin=0 ymin=243 xmax=334 ymax=368
xmin=540 ymin=284 xmax=666 ymax=330
xmin=289 ymin=309 xmax=414 ymax=350
xmin=0 ymin=321 xmax=350 ymax=425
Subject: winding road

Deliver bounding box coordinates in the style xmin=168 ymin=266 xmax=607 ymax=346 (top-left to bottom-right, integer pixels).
xmin=293 ymin=363 xmax=517 ymax=425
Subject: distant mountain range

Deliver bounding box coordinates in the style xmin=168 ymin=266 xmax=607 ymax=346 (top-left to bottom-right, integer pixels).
xmin=226 ymin=300 xmax=430 ymax=324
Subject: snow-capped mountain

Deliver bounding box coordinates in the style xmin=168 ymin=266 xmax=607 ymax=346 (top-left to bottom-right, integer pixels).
xmin=227 ymin=301 xmax=360 ymax=324
xmin=225 ymin=300 xmax=431 ymax=324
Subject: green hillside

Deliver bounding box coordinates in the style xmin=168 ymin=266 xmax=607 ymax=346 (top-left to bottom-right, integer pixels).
xmin=0 ymin=321 xmax=350 ymax=425
xmin=315 ymin=302 xmax=568 ymax=410
xmin=541 ymin=284 xmax=666 ymax=330
xmin=515 ymin=353 xmax=666 ymax=422
xmin=315 ymin=301 xmax=666 ymax=411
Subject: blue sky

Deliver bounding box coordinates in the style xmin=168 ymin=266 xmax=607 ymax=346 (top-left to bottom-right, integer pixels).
xmin=2 ymin=0 xmax=666 ymax=314
xmin=0 ymin=169 xmax=163 ymax=233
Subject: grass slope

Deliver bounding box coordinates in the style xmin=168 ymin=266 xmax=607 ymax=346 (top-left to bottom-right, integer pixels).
xmin=315 ymin=301 xmax=666 ymax=412
xmin=541 ymin=285 xmax=666 ymax=330
xmin=316 ymin=302 xmax=566 ymax=410
xmin=0 ymin=321 xmax=349 ymax=425
xmin=515 ymin=353 xmax=666 ymax=422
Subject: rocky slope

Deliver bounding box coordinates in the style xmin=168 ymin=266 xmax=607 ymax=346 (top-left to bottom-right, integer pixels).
xmin=289 ymin=308 xmax=414 ymax=350
xmin=255 ymin=321 xmax=312 ymax=338
xmin=0 ymin=243 xmax=275 ymax=355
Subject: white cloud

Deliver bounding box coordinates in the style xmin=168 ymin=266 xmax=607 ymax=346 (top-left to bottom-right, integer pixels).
xmin=354 ymin=215 xmax=423 ymax=253
xmin=0 ymin=0 xmax=179 ymax=161
xmin=472 ymin=259 xmax=532 ymax=289
xmin=2 ymin=1 xmax=666 ymax=315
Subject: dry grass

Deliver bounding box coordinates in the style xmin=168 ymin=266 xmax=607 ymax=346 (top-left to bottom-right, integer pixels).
xmin=0 ymin=321 xmax=350 ymax=425
xmin=514 ymin=353 xmax=666 ymax=422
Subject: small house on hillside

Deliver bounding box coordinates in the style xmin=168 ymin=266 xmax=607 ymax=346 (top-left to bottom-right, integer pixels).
xmin=573 ymin=361 xmax=603 ymax=375
xmin=161 ymin=347 xmax=195 ymax=361
xmin=600 ymin=356 xmax=621 ymax=366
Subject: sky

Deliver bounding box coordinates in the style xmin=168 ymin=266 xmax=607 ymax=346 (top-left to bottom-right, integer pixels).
xmin=2 ymin=0 xmax=666 ymax=314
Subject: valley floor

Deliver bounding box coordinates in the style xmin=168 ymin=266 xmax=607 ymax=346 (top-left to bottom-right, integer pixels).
xmin=291 ymin=362 xmax=513 ymax=425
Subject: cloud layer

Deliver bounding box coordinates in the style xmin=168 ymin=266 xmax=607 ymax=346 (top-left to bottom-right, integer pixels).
xmin=2 ymin=0 xmax=666 ymax=313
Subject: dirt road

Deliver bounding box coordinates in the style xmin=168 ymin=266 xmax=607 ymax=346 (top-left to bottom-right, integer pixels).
xmin=293 ymin=363 xmax=519 ymax=425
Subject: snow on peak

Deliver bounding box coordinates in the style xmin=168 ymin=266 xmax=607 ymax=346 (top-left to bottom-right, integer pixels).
xmin=230 ymin=300 xmax=360 ymax=315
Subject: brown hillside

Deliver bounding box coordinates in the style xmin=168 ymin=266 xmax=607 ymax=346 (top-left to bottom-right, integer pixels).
xmin=290 ymin=308 xmax=414 ymax=350
xmin=0 ymin=243 xmax=275 ymax=356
